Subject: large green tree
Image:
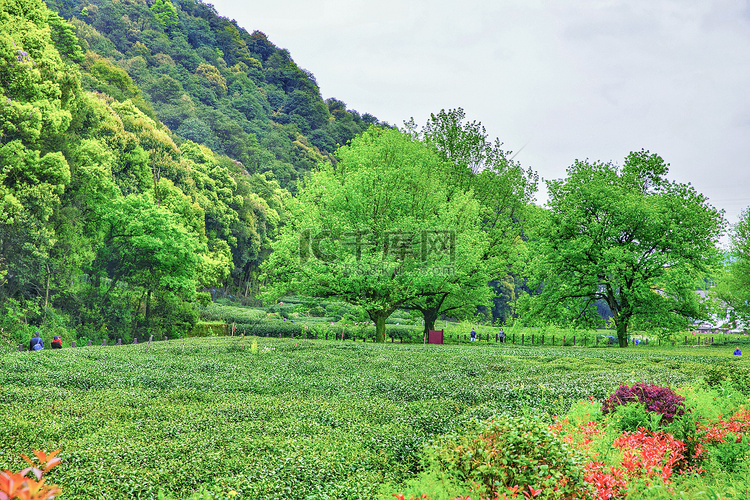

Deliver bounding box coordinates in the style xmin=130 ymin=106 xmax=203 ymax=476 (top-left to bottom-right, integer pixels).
xmin=714 ymin=208 xmax=750 ymax=325
xmin=406 ymin=109 xmax=538 ymax=330
xmin=262 ymin=126 xmax=487 ymax=342
xmin=525 ymin=151 xmax=725 ymax=346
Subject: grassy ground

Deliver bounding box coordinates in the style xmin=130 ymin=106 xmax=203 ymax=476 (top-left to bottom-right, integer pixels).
xmin=1 ymin=337 xmax=747 ymax=499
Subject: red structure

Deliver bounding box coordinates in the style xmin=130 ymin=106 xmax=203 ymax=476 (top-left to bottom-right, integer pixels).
xmin=428 ymin=329 xmax=444 ymax=345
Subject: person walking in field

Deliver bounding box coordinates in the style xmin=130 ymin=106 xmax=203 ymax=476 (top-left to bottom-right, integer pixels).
xmin=470 ymin=329 xmax=477 ymax=341
xmin=499 ymin=328 xmax=506 ymax=343
xmin=29 ymin=332 xmax=44 ymax=351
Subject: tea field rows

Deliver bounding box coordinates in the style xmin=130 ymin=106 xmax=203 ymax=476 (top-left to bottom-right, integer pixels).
xmin=0 ymin=338 xmax=745 ymax=499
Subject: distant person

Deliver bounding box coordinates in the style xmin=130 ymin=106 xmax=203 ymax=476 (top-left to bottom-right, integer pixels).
xmin=734 ymin=348 xmax=742 ymax=356
xmin=51 ymin=335 xmax=62 ymax=349
xmin=470 ymin=329 xmax=477 ymax=341
xmin=499 ymin=328 xmax=506 ymax=343
xmin=29 ymin=332 xmax=44 ymax=351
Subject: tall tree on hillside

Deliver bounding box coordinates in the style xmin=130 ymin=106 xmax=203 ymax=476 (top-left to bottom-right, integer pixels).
xmin=525 ymin=151 xmax=725 ymax=346
xmin=262 ymin=126 xmax=487 ymax=342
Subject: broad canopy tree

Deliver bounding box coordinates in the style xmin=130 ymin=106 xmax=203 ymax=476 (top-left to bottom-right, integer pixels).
xmin=406 ymin=108 xmax=538 ymax=330
xmin=525 ymin=151 xmax=725 ymax=347
xmin=262 ymin=126 xmax=488 ymax=342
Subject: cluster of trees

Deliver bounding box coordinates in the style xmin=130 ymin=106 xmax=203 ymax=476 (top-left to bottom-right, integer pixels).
xmin=1 ymin=0 xmax=287 ymax=343
xmin=262 ymin=111 xmax=537 ymax=342
xmin=261 ymin=109 xmax=730 ymax=345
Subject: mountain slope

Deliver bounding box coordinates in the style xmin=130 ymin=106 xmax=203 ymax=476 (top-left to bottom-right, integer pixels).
xmin=45 ymin=0 xmax=386 ymax=192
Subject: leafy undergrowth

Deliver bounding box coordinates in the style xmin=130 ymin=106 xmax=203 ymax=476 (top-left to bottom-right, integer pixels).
xmin=393 ymin=382 xmax=750 ymax=500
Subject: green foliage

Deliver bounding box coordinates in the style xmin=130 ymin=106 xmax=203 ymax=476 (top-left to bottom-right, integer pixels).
xmin=609 ymin=402 xmax=663 ymax=433
xmin=403 ymin=108 xmax=538 ymax=333
xmin=200 ymin=303 xmax=266 ymax=324
xmin=189 ymin=321 xmax=226 ymax=337
xmin=424 ymin=415 xmax=592 ymax=499
xmin=263 ymin=126 xmax=488 ymax=342
xmin=50 ymin=0 xmax=383 ymax=197
xmin=0 ymin=0 xmax=300 ymax=340
xmin=150 ymin=0 xmax=179 ymax=31
xmin=525 ymin=151 xmax=726 ymax=347
xmin=1 ymin=338 xmax=731 ymax=499
xmin=715 ymin=207 xmax=750 ymax=325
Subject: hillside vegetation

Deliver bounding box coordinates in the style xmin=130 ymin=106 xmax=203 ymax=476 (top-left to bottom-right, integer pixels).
xmin=47 ymin=0 xmax=384 ymax=190
xmin=0 ymin=0 xmax=388 ymax=346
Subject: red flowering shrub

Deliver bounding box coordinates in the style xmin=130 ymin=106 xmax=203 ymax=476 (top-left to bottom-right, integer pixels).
xmin=601 ymin=383 xmax=685 ymax=424
xmin=697 ymin=408 xmax=750 ymax=444
xmin=0 ymin=449 xmax=62 ymax=500
xmin=583 ymin=429 xmax=688 ymax=499
xmin=696 ymin=409 xmax=750 ymax=473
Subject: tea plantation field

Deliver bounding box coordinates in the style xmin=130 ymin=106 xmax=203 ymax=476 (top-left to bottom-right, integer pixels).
xmin=0 ymin=338 xmax=745 ymax=499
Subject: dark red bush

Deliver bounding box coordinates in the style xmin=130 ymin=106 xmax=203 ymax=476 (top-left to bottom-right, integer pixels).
xmin=601 ymin=383 xmax=685 ymax=423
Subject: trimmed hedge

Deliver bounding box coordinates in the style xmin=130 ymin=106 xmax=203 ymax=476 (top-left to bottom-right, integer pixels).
xmin=188 ymin=321 xmax=227 ymax=337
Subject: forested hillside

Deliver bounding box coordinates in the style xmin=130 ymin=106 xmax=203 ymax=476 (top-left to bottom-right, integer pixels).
xmin=0 ymin=0 xmax=384 ymax=346
xmin=45 ymin=0 xmax=384 ymax=190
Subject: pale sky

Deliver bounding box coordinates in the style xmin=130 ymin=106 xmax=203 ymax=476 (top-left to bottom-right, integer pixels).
xmin=212 ymin=0 xmax=750 ymax=240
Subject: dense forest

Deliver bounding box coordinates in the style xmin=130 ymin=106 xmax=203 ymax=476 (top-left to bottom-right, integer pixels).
xmin=46 ymin=0 xmax=385 ymax=188
xmin=0 ymin=0 xmax=385 ymax=344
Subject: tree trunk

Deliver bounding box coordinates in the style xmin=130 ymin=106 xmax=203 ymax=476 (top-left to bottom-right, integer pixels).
xmin=616 ymin=314 xmax=629 ymax=347
xmin=374 ymin=314 xmax=387 ymax=343
xmin=44 ymin=263 xmax=51 ymax=317
xmin=422 ymin=307 xmax=439 ymax=337
xmin=145 ymin=289 xmax=152 ymax=336
xmin=368 ymin=305 xmax=399 ymax=343
xmin=417 ymin=293 xmax=448 ymax=337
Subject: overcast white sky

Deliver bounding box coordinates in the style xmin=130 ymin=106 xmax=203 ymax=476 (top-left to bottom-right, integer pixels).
xmin=212 ymin=0 xmax=750 ymax=238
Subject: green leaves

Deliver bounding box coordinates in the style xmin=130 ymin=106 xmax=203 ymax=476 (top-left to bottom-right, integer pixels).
xmin=715 ymin=207 xmax=750 ymax=324
xmin=527 ymin=152 xmax=725 ymax=345
xmin=101 ymin=192 xmax=202 ymax=298
xmin=265 ymin=127 xmax=491 ymax=341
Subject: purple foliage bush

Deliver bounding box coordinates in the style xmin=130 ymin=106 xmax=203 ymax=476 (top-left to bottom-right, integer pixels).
xmin=601 ymin=382 xmax=686 ymax=423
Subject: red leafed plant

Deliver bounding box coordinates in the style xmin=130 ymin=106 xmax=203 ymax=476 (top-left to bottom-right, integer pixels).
xmin=601 ymin=383 xmax=685 ymax=424
xmin=697 ymin=408 xmax=750 ymax=444
xmin=583 ymin=429 xmax=688 ymax=499
xmin=0 ymin=449 xmax=62 ymax=500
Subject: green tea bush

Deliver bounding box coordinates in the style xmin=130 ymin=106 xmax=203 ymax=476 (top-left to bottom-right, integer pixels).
xmin=188 ymin=321 xmax=226 ymax=337
xmin=424 ymin=415 xmax=592 ymax=499
xmin=703 ymin=364 xmax=750 ymax=395
xmin=199 ymin=303 xmax=266 ymax=324
xmin=386 ymin=325 xmax=423 ymax=342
